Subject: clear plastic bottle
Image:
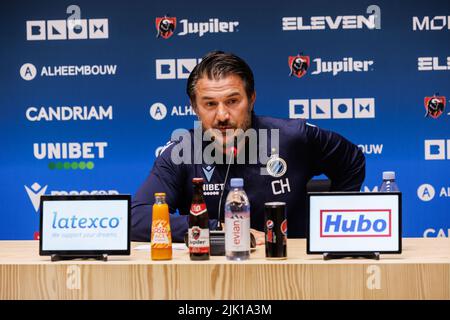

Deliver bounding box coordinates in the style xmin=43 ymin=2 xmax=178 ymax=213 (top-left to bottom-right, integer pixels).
xmin=225 ymin=178 xmax=251 ymax=261
xmin=380 ymin=171 xmax=400 ymax=192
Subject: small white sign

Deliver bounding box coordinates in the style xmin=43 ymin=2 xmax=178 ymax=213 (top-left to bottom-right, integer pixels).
xmin=40 ymin=196 xmax=130 ymax=253
xmin=308 ymin=193 xmax=401 ymax=253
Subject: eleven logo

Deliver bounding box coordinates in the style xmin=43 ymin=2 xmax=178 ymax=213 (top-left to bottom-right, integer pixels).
xmin=424 ymin=95 xmax=446 ymax=119
xmin=418 ymin=57 xmax=450 ymax=71
xmin=289 ymin=98 xmax=375 ymax=119
xmin=26 ymin=19 xmax=108 ymax=40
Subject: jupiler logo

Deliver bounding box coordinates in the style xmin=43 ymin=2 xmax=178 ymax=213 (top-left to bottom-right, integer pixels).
xmin=289 ymin=54 xmax=374 ymax=77
xmin=156 ymin=16 xmax=239 ymax=38
xmin=424 ymin=95 xmax=446 ymax=119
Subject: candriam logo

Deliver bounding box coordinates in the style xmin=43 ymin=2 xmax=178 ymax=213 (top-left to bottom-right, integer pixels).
xmin=20 ymin=63 xmax=117 ymax=81
xmin=149 ymin=102 xmax=196 ymax=120
xmin=33 ymin=142 xmax=108 ymax=170
xmin=25 ymin=182 xmax=119 ymax=212
xmin=423 ymin=228 xmax=449 ymax=238
xmin=26 ymin=105 xmax=113 ymax=122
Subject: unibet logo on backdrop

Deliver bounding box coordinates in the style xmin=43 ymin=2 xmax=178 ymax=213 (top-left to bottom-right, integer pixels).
xmin=149 ymin=102 xmax=195 ymax=120
xmin=26 ymin=19 xmax=108 ymax=40
xmin=289 ymin=98 xmax=375 ymax=119
xmin=417 ymin=184 xmax=450 ymax=201
xmin=33 ymin=142 xmax=108 ymax=170
xmin=156 ymin=58 xmax=201 ymax=79
xmin=289 ymin=55 xmax=374 ymax=77
xmin=155 ymin=16 xmax=239 ymax=38
xmin=20 ymin=63 xmax=117 ymax=81
xmin=424 ymin=139 xmax=450 ymax=160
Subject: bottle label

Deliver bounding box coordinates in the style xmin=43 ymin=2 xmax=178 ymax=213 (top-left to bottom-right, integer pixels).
xmin=188 ymin=226 xmax=210 ymax=253
xmin=151 ymin=219 xmax=172 ymax=248
xmin=190 ymin=203 xmax=207 ymax=216
xmin=225 ymin=213 xmax=250 ymax=252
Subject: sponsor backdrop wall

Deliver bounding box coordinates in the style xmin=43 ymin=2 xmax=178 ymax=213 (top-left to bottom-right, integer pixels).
xmin=1 ymin=0 xmax=449 ymax=240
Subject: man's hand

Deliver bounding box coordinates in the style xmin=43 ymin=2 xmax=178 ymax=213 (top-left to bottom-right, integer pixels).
xmin=250 ymin=228 xmax=265 ymax=246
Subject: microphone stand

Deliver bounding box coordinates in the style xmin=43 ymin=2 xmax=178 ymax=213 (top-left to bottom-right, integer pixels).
xmin=210 ymin=146 xmax=235 ymax=256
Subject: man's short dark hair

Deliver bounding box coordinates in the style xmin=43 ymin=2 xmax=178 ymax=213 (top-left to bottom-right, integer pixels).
xmin=186 ymin=51 xmax=255 ymax=106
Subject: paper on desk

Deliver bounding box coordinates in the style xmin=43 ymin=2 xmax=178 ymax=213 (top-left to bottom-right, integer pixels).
xmin=134 ymin=243 xmax=187 ymax=251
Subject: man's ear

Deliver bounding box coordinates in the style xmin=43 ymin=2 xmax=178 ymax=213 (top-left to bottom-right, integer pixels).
xmin=250 ymin=92 xmax=256 ymax=111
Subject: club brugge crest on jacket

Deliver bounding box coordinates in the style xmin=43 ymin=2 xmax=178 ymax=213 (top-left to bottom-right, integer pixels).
xmin=266 ymin=154 xmax=287 ymax=178
xmin=156 ymin=16 xmax=176 ymax=39
xmin=424 ymin=95 xmax=446 ymax=119
xmin=289 ymin=55 xmax=310 ymax=78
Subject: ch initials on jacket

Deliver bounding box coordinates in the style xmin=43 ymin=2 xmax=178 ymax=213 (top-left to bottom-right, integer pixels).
xmin=271 ymin=178 xmax=291 ymax=195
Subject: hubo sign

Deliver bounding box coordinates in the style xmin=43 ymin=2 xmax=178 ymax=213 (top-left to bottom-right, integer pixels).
xmin=39 ymin=195 xmax=130 ymax=259
xmin=307 ymin=192 xmax=402 ymax=255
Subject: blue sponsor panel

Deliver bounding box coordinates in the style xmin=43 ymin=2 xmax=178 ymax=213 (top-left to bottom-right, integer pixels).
xmin=0 ymin=0 xmax=448 ymax=240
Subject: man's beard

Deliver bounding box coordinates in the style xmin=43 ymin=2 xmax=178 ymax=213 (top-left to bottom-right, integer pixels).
xmin=203 ymin=108 xmax=252 ymax=152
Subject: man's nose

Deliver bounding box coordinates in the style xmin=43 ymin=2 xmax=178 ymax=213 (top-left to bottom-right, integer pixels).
xmin=216 ymin=103 xmax=230 ymax=122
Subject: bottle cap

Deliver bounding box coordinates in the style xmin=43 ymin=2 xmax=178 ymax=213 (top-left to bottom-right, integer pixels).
xmin=382 ymin=171 xmax=395 ymax=180
xmin=230 ymin=178 xmax=244 ymax=188
xmin=192 ymin=177 xmax=204 ymax=184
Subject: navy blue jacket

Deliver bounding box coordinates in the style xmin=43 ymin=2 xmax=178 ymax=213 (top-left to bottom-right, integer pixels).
xmin=131 ymin=114 xmax=365 ymax=242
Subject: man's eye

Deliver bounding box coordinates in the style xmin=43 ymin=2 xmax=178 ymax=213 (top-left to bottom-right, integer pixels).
xmin=228 ymin=99 xmax=237 ymax=105
xmin=206 ymin=102 xmax=216 ymax=107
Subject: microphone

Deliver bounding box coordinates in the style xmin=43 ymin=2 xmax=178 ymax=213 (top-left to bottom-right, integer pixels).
xmin=215 ymin=146 xmax=237 ymax=230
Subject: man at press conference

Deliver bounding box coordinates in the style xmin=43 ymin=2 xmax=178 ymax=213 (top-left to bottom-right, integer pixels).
xmin=131 ymin=51 xmax=366 ymax=244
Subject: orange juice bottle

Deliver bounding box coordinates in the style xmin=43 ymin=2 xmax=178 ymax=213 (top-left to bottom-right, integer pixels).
xmin=151 ymin=193 xmax=172 ymax=260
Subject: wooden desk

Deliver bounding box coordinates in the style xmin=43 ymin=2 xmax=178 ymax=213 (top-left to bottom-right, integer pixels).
xmin=0 ymin=239 xmax=449 ymax=299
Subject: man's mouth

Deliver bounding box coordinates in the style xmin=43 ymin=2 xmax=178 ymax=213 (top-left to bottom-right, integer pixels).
xmin=216 ymin=127 xmax=235 ymax=134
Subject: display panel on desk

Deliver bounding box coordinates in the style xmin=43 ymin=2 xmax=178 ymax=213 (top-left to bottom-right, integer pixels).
xmin=39 ymin=195 xmax=131 ymax=256
xmin=307 ymin=192 xmax=402 ymax=254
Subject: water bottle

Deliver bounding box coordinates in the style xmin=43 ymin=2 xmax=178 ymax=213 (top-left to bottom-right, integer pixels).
xmin=225 ymin=178 xmax=251 ymax=261
xmin=380 ymin=171 xmax=400 ymax=192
